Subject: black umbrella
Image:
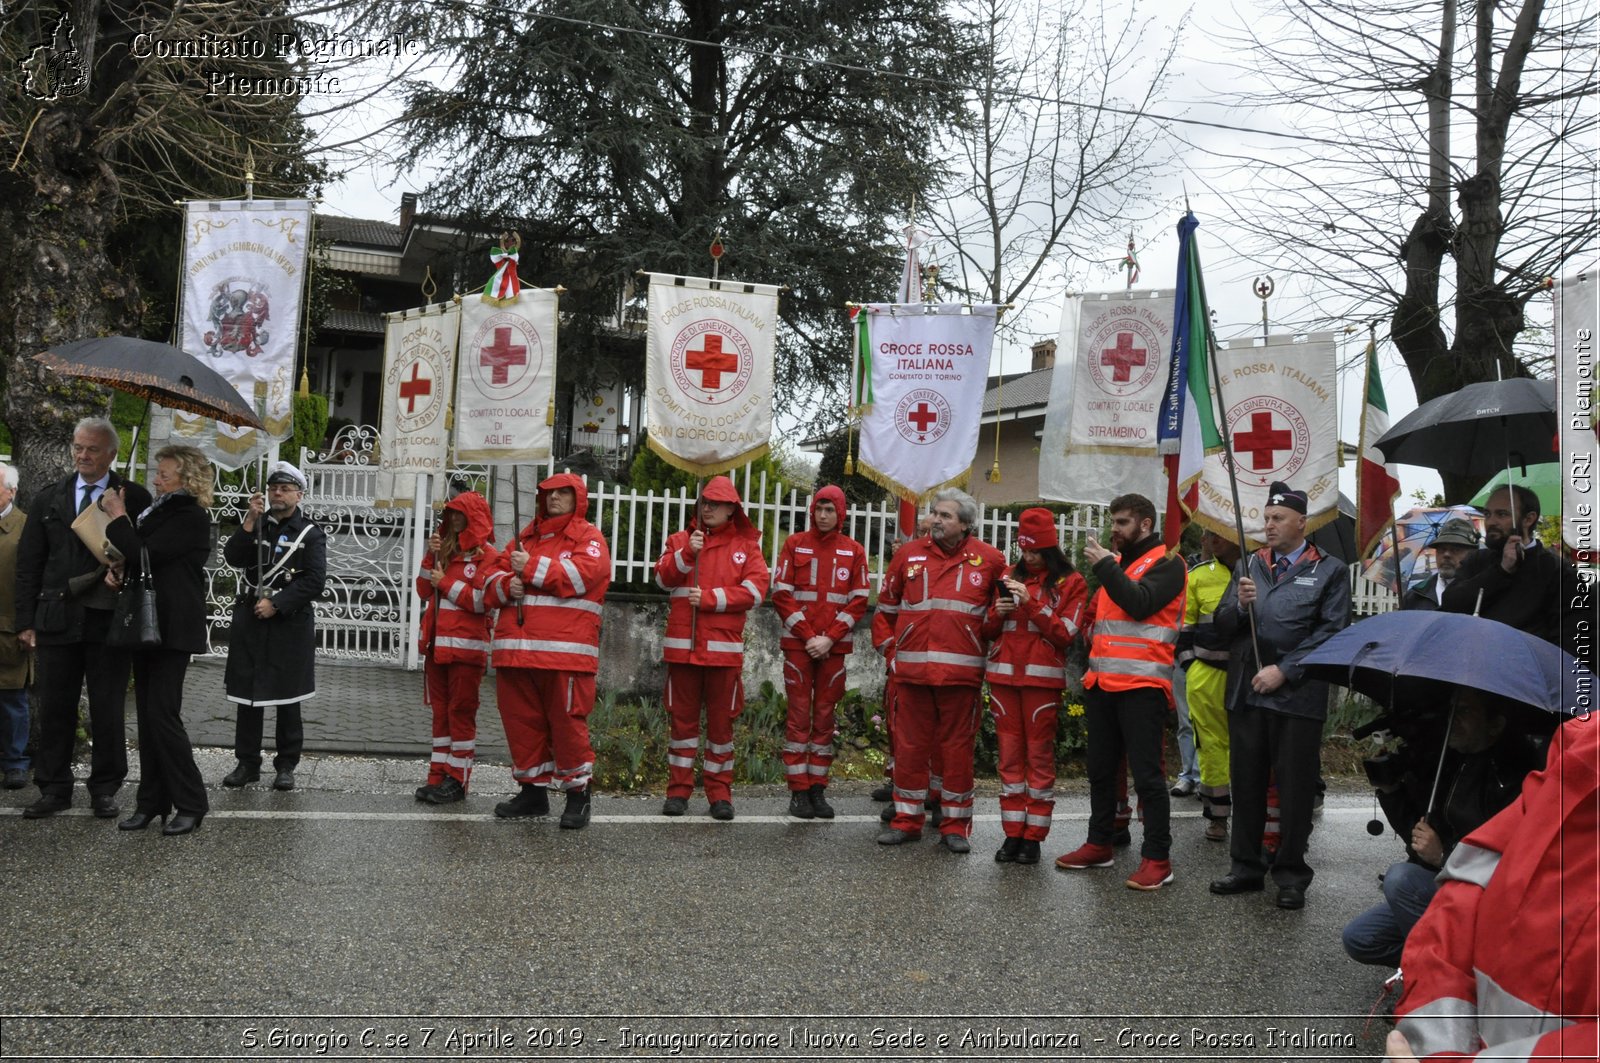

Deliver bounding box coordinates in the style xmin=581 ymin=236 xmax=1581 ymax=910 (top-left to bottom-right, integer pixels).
xmin=1374 ymin=377 xmax=1556 ymax=477
xmin=34 ymin=336 xmax=263 ymax=428
xmin=1307 ymin=490 xmax=1357 ymax=563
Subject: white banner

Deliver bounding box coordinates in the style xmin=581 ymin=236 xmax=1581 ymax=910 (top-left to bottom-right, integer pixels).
xmin=172 ymin=199 xmax=313 ymax=470
xmin=1038 ymin=292 xmax=1169 ymax=504
xmin=645 ymin=273 xmax=779 ymax=475
xmin=1556 ymin=272 xmax=1598 ymax=557
xmin=856 ymin=303 xmax=998 ymax=499
xmin=377 ymin=302 xmax=459 ymax=502
xmin=1193 ymin=332 xmax=1339 ymax=544
xmin=453 ymin=289 xmax=558 ymax=465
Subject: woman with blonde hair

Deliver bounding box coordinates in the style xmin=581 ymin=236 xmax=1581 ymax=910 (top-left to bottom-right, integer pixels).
xmin=100 ymin=444 xmax=214 ymax=835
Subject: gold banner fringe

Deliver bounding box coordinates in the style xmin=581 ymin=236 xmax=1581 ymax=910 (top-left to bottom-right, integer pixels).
xmin=1188 ymin=506 xmax=1342 ymax=554
xmin=646 ymin=436 xmax=771 ymax=480
xmin=852 ymin=458 xmax=970 ymax=505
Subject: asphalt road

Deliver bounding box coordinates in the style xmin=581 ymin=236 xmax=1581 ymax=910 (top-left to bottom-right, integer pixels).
xmin=1 ymin=752 xmax=1401 ymax=1063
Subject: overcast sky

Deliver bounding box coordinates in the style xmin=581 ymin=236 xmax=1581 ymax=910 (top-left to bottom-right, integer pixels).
xmin=307 ymin=0 xmax=1586 ymax=507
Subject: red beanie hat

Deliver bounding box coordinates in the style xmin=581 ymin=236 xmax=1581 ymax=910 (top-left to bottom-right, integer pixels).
xmin=1016 ymin=508 xmax=1058 ymax=550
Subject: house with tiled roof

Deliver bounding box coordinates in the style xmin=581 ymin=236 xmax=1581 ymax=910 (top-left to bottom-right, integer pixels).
xmin=966 ymin=338 xmax=1057 ymax=506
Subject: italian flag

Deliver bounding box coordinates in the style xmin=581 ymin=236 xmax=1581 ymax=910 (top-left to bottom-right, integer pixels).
xmin=1158 ymin=212 xmax=1223 ymax=548
xmin=1357 ymin=338 xmax=1402 ymax=558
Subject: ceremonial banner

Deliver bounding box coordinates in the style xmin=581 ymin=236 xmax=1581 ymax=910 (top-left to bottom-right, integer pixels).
xmin=172 ymin=199 xmax=313 ymax=469
xmin=645 ymin=273 xmax=780 ymax=475
xmin=1038 ymin=292 xmax=1169 ymax=505
xmin=377 ymin=302 xmax=460 ymax=502
xmin=1556 ymin=272 xmax=1598 ymax=559
xmin=1193 ymin=332 xmax=1339 ymax=544
xmin=453 ymin=288 xmax=558 ymax=465
xmin=854 ymin=303 xmax=998 ymax=500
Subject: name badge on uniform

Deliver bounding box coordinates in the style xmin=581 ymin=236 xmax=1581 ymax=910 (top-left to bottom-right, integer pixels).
xmin=1293 ymin=576 xmax=1317 ymax=586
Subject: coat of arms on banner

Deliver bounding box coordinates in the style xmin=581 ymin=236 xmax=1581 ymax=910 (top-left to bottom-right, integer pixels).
xmin=669 ymin=320 xmax=755 ymax=405
xmin=468 ymin=312 xmax=545 ymax=399
xmin=204 ymin=281 xmax=271 ymax=357
xmin=1222 ymin=394 xmax=1312 ymax=488
xmin=895 ymin=388 xmax=951 ymax=444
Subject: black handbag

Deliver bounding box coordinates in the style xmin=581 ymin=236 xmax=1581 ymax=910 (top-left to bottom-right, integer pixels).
xmin=107 ymin=546 xmax=161 ymax=649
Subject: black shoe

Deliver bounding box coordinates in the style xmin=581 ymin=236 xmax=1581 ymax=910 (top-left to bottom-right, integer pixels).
xmin=662 ymin=796 xmax=688 ymax=816
xmin=162 ymin=812 xmax=203 ymax=836
xmin=495 ymin=784 xmax=550 ymax=819
xmin=870 ymin=782 xmax=893 ymax=802
xmin=1276 ymin=885 xmax=1307 ymax=910
xmin=91 ymin=794 xmax=119 ymax=819
xmin=1016 ymin=840 xmax=1042 ymax=865
xmin=809 ymin=785 xmax=835 ymax=819
xmin=414 ymin=783 xmax=438 ymax=802
xmin=21 ymin=793 xmax=70 ymax=818
xmin=1209 ymin=873 xmax=1266 ymax=896
xmin=877 ymin=828 xmax=920 ymax=845
xmin=708 ymin=800 xmax=735 ymax=821
xmin=118 ymin=811 xmax=163 ymax=831
xmin=559 ymin=788 xmax=592 ymax=830
xmin=787 ymin=790 xmax=815 ymax=819
xmin=222 ymin=763 xmax=259 ymax=788
xmin=1111 ymin=827 xmax=1132 ymax=847
xmin=995 ymin=837 xmax=1024 ymax=863
xmin=423 ymin=777 xmax=465 ymax=805
xmin=941 ymin=834 xmax=971 ymax=854
xmin=272 ymin=770 xmax=295 ymax=791
xmin=2 ymin=768 xmax=28 ymax=790
xmin=879 ymin=803 xmax=895 ymax=823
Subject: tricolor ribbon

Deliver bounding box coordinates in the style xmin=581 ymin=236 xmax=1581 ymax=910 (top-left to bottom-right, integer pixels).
xmin=482 ymin=247 xmax=521 ymax=304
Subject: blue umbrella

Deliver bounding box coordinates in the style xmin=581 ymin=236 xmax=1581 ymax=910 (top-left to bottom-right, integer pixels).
xmin=1300 ymin=611 xmax=1589 ymax=717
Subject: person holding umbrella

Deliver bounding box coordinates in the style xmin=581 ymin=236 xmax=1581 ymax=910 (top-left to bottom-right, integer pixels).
xmin=14 ymin=417 xmax=152 ymax=820
xmin=1401 ymin=519 xmax=1478 ymax=611
xmin=220 ymin=461 xmax=327 ymax=791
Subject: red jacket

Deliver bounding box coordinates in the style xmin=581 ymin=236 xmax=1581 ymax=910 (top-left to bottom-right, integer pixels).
xmin=481 ymin=473 xmax=611 ymax=674
xmin=1395 ymin=715 xmax=1597 ymax=1061
xmin=872 ymin=532 xmax=1006 ymax=688
xmin=770 ymin=485 xmax=869 ymax=654
xmin=417 ymin=491 xmax=498 ymax=666
xmin=654 ymin=475 xmax=771 ymax=668
xmin=981 ymin=567 xmax=1088 ymax=688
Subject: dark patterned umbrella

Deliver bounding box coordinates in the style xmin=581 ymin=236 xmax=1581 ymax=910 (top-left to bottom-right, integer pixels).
xmin=34 ymin=336 xmax=263 ymax=428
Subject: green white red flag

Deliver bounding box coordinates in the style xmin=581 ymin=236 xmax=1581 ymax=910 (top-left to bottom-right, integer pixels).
xmin=1357 ymin=338 xmax=1402 ymax=558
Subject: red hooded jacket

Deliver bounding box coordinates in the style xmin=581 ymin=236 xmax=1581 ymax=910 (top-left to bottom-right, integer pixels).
xmin=481 ymin=472 xmax=612 ymax=674
xmin=654 ymin=475 xmax=771 ymax=668
xmin=871 ymin=530 xmax=1007 ymax=688
xmin=770 ymin=485 xmax=870 ymax=655
xmin=417 ymin=491 xmax=499 ymax=666
xmin=981 ymin=564 xmax=1089 ymax=688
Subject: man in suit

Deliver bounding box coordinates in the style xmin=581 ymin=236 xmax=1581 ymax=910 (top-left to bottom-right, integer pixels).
xmin=14 ymin=417 xmax=153 ymax=819
xmin=1401 ymin=518 xmax=1478 ymax=611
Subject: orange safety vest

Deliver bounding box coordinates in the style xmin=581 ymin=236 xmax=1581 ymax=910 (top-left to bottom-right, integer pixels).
xmin=1083 ymin=543 xmax=1185 ymax=704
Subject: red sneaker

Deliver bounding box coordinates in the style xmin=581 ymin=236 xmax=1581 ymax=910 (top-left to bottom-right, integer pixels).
xmin=1126 ymin=858 xmax=1174 ymax=891
xmin=1054 ymin=842 xmax=1115 ymax=869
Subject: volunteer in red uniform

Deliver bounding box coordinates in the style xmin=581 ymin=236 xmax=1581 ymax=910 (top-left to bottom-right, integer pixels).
xmin=873 ymin=488 xmax=1006 ymax=853
xmin=481 ymin=473 xmax=611 ymax=829
xmin=1054 ymin=493 xmax=1187 ymax=890
xmin=981 ymin=508 xmax=1088 ymax=865
xmin=654 ymin=476 xmax=771 ymax=821
xmin=770 ymin=485 xmax=869 ymax=820
xmin=413 ymin=490 xmax=497 ymax=804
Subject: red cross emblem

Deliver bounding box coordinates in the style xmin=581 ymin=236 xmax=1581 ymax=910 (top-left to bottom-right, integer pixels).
xmin=480 ymin=327 xmax=527 ymax=385
xmin=1233 ymin=411 xmax=1294 ymax=470
xmin=1100 ymin=332 xmax=1148 ymax=383
xmin=686 ymin=333 xmax=739 ymax=390
xmin=907 ymin=402 xmax=939 ymax=437
xmin=398 ymin=361 xmax=432 ymax=414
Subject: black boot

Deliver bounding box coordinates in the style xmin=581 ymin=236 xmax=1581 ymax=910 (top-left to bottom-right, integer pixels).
xmin=494 ymin=784 xmax=550 ymax=819
xmin=559 ymin=787 xmax=591 ymax=830
xmin=995 ymin=836 xmax=1024 ymax=863
xmin=787 ymin=789 xmax=815 ymax=819
xmin=1016 ymin=840 xmax=1042 ymax=865
xmin=809 ymin=785 xmax=835 ymax=819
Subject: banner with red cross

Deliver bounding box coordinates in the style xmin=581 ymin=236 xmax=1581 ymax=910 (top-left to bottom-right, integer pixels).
xmin=454 ymin=287 xmax=559 ymax=464
xmin=645 ymin=272 xmax=781 ymax=475
xmin=377 ymin=301 xmax=460 ymax=501
xmin=853 ymin=302 xmax=999 ymax=500
xmin=1038 ymin=290 xmax=1173 ymax=505
xmin=1194 ymin=332 xmax=1339 ymax=544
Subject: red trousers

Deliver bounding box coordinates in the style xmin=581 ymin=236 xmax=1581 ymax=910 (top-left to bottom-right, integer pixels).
xmin=781 ymin=650 xmax=846 ymax=791
xmin=425 ymin=660 xmax=483 ymax=787
xmin=496 ymin=668 xmax=596 ymax=792
xmin=989 ymin=684 xmax=1060 ymax=841
xmin=883 ymin=677 xmax=943 ymax=787
xmin=889 ymin=683 xmax=979 ymax=837
xmin=665 ymin=663 xmax=744 ymax=802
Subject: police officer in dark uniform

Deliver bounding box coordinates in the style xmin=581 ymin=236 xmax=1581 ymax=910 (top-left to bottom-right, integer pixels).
xmin=221 ymin=461 xmax=326 ymax=791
